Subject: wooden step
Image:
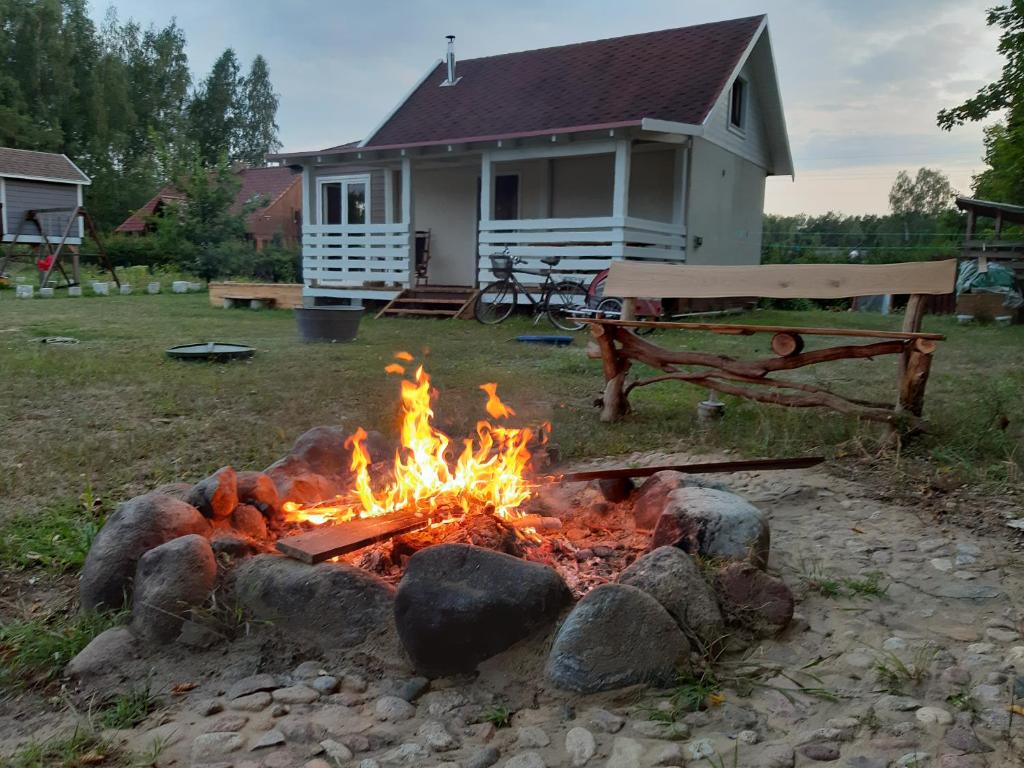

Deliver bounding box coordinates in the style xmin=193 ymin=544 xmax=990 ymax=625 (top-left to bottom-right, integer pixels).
xmin=375 ymin=287 xmax=479 ymax=320
xmin=390 ymin=297 xmax=467 ymax=305
xmin=385 ymin=308 xmax=465 ymax=317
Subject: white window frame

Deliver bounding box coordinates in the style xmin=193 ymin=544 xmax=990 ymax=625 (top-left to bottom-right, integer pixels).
xmin=728 ymin=76 xmax=748 ymax=136
xmin=317 ymin=173 xmax=372 ymax=226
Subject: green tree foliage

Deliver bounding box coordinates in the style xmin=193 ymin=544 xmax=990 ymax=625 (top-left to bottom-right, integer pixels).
xmin=938 ymin=2 xmax=1024 ymax=203
xmin=0 ymin=2 xmax=281 ymax=230
xmin=189 ymin=49 xmax=242 ymax=166
xmin=763 ymin=171 xmax=964 ymax=267
xmin=236 ymin=55 xmax=282 ymax=166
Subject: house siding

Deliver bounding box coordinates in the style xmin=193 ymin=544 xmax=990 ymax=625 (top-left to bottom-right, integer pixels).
xmin=307 ymin=165 xmax=386 ymax=225
xmin=249 ymin=180 xmax=301 ymax=247
xmin=686 ymin=137 xmax=765 ymax=265
xmin=628 ymin=147 xmax=677 ymax=222
xmin=702 ymin=58 xmax=772 ymax=171
xmin=551 ymin=154 xmax=614 ymax=218
xmin=2 ymin=179 xmax=80 ymax=241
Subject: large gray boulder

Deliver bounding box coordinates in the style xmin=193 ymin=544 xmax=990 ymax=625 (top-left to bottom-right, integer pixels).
xmin=131 ymin=534 xmax=217 ymax=643
xmin=546 ymin=583 xmax=690 ymax=693
xmin=188 ymin=466 xmax=238 ymax=520
xmin=235 ymin=555 xmax=395 ymax=647
xmin=649 ymin=487 xmax=770 ymax=568
xmin=80 ymin=492 xmax=211 ymax=612
xmin=289 ymin=426 xmax=353 ymax=478
xmin=617 ymin=546 xmax=724 ymax=650
xmin=394 ymin=544 xmax=571 ymax=676
xmin=65 ymin=626 xmax=138 ymax=680
xmin=264 ymin=454 xmax=340 ymax=507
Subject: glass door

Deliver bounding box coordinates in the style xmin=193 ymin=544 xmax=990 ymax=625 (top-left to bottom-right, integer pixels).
xmin=319 ymin=175 xmax=371 ymax=225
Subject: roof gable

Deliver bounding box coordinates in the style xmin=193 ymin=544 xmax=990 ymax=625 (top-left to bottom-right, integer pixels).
xmin=364 ymin=16 xmax=766 ymax=148
xmin=0 ymin=147 xmax=90 ymax=184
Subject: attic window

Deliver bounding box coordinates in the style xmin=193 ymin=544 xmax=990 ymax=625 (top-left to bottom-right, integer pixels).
xmin=729 ymin=77 xmax=747 ymax=131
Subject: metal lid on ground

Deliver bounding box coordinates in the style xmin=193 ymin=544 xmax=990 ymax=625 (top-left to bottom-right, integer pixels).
xmin=166 ymin=342 xmax=255 ymax=361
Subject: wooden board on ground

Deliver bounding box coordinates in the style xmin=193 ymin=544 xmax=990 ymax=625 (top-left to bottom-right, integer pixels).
xmin=604 ymin=260 xmax=957 ymax=300
xmin=208 ymin=282 xmax=302 ymax=308
xmin=277 ymin=512 xmax=428 ymax=564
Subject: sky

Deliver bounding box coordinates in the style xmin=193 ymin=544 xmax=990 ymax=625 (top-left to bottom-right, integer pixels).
xmin=95 ymin=0 xmax=1006 ymax=216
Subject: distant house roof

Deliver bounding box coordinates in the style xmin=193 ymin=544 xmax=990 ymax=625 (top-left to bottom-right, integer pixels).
xmin=116 ymin=166 xmax=299 ymax=234
xmin=363 ymin=16 xmax=765 ymax=148
xmin=0 ymin=147 xmax=91 ymax=184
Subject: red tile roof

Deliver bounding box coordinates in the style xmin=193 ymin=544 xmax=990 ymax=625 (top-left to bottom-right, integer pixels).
xmin=364 ymin=16 xmax=764 ymax=148
xmin=0 ymin=147 xmax=90 ymax=184
xmin=116 ymin=166 xmax=299 ymax=234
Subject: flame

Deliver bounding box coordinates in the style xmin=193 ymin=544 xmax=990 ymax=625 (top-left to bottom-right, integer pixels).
xmin=394 ymin=351 xmax=414 ymax=361
xmin=284 ymin=359 xmax=544 ymax=528
xmin=480 ymin=383 xmax=515 ymax=419
xmin=384 ymin=363 xmax=406 ymax=375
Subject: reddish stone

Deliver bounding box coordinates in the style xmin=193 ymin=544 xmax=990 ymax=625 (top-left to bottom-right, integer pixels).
xmin=714 ymin=562 xmax=794 ymax=636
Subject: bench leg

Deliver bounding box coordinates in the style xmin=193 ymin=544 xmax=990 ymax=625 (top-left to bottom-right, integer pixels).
xmin=897 ymin=338 xmax=935 ymax=418
xmin=222 ymin=298 xmax=236 ymax=309
xmin=593 ymin=325 xmax=631 ymax=422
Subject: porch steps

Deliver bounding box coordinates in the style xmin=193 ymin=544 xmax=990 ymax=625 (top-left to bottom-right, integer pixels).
xmin=375 ymin=286 xmax=478 ymax=320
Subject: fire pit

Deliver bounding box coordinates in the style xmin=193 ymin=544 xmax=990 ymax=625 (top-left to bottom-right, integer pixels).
xmin=72 ymin=352 xmax=794 ymax=692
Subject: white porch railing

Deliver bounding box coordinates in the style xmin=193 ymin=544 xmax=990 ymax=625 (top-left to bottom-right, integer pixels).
xmin=302 ymin=223 xmax=410 ymax=287
xmin=477 ymin=216 xmax=686 ymax=285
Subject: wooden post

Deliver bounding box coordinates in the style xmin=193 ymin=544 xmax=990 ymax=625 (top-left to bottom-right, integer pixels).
xmin=898 ymin=337 xmax=936 ymax=417
xmin=621 ymin=296 xmax=637 ymax=321
xmin=612 ymin=139 xmax=631 ymax=219
xmin=898 ymin=293 xmax=925 ymax=380
xmin=401 ymin=155 xmax=415 ymax=288
xmin=593 ymin=324 xmax=630 ymax=422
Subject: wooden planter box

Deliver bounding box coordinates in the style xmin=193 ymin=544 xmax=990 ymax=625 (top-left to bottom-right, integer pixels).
xmin=208 ymin=282 xmax=302 ymax=309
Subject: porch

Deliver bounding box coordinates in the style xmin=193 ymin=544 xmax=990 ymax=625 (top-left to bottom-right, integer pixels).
xmin=299 ymin=137 xmax=688 ymax=301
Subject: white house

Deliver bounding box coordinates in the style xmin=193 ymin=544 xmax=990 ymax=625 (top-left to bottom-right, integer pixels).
xmin=0 ymin=147 xmax=90 ymax=245
xmin=270 ymin=15 xmax=792 ymax=306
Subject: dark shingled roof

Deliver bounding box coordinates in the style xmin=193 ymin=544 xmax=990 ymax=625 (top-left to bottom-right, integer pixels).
xmin=365 ymin=16 xmax=764 ymax=148
xmin=0 ymin=147 xmax=90 ymax=184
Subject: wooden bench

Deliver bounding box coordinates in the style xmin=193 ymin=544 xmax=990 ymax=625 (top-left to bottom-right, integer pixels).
xmin=584 ymin=260 xmax=957 ymax=428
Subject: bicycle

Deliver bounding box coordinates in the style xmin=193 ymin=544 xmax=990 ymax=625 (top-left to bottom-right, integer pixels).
xmin=474 ymin=249 xmax=589 ymax=331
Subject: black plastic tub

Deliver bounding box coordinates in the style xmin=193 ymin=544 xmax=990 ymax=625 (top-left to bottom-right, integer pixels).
xmin=295 ymin=306 xmax=364 ymax=342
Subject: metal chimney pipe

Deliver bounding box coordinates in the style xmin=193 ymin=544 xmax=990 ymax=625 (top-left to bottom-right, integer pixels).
xmin=446 ymin=35 xmax=456 ymax=84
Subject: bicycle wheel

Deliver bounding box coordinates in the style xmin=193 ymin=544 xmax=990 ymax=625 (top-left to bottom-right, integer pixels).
xmin=546 ymin=281 xmax=588 ymax=331
xmin=475 ymin=280 xmax=517 ymax=325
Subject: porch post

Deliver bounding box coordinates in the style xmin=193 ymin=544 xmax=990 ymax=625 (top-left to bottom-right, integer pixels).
xmin=401 ymin=156 xmax=414 ymax=288
xmin=480 ymin=151 xmax=493 ymax=222
xmin=300 ymin=166 xmax=311 ymax=286
xmin=612 ymin=139 xmax=631 ymax=220
xmin=383 ymin=168 xmax=394 ymax=225
xmin=672 ymin=147 xmax=686 ymax=228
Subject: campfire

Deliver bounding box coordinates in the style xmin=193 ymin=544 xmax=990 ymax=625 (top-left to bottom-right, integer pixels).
xmin=275 ymin=353 xmax=565 ymax=573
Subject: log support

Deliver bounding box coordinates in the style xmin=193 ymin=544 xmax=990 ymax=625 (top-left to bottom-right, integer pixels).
xmin=588 ymin=319 xmax=939 ymax=429
xmin=592 ymin=324 xmax=631 ymax=422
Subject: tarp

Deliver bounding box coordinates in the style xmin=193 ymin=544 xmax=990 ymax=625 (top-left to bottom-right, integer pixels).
xmin=956 ymin=260 xmax=1023 ymax=309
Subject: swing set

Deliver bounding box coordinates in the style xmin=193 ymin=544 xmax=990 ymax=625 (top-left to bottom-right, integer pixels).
xmin=0 ymin=205 xmax=120 ymax=289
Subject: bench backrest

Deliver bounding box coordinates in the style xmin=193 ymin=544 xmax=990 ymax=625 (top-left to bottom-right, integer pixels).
xmin=604 ymin=259 xmax=957 ymax=300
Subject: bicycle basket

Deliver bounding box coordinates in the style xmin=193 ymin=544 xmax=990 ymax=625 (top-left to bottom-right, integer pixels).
xmin=490 ymin=255 xmax=513 ymax=279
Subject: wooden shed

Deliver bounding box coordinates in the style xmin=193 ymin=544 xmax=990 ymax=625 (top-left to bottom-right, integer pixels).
xmin=0 ymin=147 xmax=90 ymax=245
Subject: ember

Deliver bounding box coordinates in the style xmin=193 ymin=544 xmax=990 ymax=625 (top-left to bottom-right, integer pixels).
xmin=282 ymin=353 xmax=548 ymax=531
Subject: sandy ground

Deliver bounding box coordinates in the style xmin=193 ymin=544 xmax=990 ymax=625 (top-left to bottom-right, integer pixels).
xmin=2 ymin=454 xmax=1023 ymax=768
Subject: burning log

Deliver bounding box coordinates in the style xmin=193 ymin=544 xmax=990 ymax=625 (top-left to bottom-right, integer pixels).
xmin=507 ymin=515 xmax=563 ymax=532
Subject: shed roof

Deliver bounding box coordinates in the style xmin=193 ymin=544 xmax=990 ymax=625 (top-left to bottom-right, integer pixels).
xmin=363 ymin=16 xmax=765 ymax=148
xmin=956 ymin=196 xmax=1024 ymax=226
xmin=0 ymin=147 xmax=90 ymax=184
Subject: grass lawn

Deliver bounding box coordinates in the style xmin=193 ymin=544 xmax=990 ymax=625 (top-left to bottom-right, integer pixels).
xmin=1 ymin=291 xmax=1022 ymax=530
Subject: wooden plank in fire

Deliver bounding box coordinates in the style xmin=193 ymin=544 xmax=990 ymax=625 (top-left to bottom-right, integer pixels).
xmin=276 ymin=512 xmax=429 ymax=564
xmin=559 ymin=456 xmax=824 ymax=482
